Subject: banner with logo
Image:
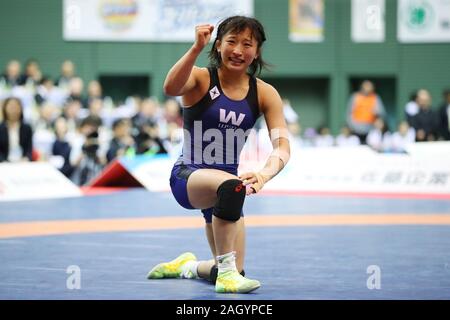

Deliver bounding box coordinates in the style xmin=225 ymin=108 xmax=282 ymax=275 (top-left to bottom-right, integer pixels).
xmin=107 ymin=141 xmax=450 ymax=197
xmin=352 ymin=0 xmax=385 ymax=42
xmin=63 ymin=0 xmax=253 ymax=42
xmin=289 ymin=0 xmax=325 ymax=42
xmin=0 ymin=163 xmax=82 ymax=202
xmin=398 ymin=0 xmax=450 ymax=43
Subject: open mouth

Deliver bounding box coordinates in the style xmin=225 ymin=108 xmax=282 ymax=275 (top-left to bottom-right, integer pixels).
xmin=228 ymin=57 xmax=245 ymax=65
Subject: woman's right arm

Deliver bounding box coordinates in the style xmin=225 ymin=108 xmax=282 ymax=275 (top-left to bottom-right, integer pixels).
xmin=163 ymin=24 xmax=214 ymax=97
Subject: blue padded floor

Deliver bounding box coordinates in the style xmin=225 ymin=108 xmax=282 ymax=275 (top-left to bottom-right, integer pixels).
xmin=0 ymin=189 xmax=449 ymax=300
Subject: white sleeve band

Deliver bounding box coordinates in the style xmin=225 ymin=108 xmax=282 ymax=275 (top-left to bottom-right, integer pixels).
xmin=269 ymin=127 xmax=290 ymax=144
xmin=269 ymin=148 xmax=290 ymax=168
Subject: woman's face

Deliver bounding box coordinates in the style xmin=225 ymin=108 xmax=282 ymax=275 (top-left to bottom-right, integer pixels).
xmin=217 ymin=27 xmax=259 ymax=72
xmin=54 ymin=118 xmax=68 ymax=137
xmin=5 ymin=99 xmax=22 ymax=122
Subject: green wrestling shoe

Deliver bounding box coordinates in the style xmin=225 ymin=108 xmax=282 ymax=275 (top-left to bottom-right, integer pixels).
xmin=147 ymin=252 xmax=197 ymax=279
xmin=215 ymin=269 xmax=260 ymax=293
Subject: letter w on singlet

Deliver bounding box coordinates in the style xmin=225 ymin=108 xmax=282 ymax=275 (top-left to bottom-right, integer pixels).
xmin=219 ymin=109 xmax=245 ymax=126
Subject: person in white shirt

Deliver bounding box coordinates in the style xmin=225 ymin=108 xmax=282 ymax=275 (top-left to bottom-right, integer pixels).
xmin=336 ymin=126 xmax=361 ymax=147
xmin=390 ymin=121 xmax=415 ymax=153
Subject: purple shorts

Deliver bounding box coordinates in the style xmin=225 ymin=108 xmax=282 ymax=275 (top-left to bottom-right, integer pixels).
xmin=169 ymin=164 xmax=244 ymax=223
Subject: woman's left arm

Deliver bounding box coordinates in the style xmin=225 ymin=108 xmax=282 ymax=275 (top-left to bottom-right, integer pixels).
xmin=239 ymin=81 xmax=291 ymax=195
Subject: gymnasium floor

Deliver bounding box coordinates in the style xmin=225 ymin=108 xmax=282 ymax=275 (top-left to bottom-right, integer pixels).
xmin=0 ymin=188 xmax=449 ymax=300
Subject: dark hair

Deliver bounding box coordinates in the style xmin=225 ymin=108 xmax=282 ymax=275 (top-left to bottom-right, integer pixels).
xmin=80 ymin=115 xmax=102 ymax=129
xmin=112 ymin=118 xmax=129 ymax=130
xmin=208 ymin=16 xmax=268 ymax=77
xmin=1 ymin=97 xmax=24 ymax=122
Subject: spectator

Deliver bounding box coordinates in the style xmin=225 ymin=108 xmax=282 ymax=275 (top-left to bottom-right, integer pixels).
xmin=35 ymin=77 xmax=68 ymax=108
xmin=346 ymin=80 xmax=386 ymax=144
xmin=32 ymin=103 xmax=59 ymax=160
xmin=160 ymin=98 xmax=182 ymax=142
xmin=51 ymin=117 xmax=74 ymax=178
xmin=0 ymin=60 xmax=22 ymax=89
xmin=437 ymin=89 xmax=450 ymax=141
xmin=70 ymin=115 xmax=105 ymax=185
xmin=315 ymin=126 xmax=334 ymax=147
xmin=67 ymin=77 xmax=87 ymax=107
xmin=56 ymin=60 xmax=76 ymax=91
xmin=106 ymin=118 xmax=135 ymax=163
xmin=390 ymin=121 xmax=415 ymax=153
xmin=132 ymin=98 xmax=161 ymax=130
xmin=18 ymin=59 xmax=42 ymax=89
xmin=86 ymin=80 xmax=104 ymax=107
xmin=282 ymin=98 xmax=301 ymax=136
xmin=404 ymin=90 xmax=419 ymax=123
xmin=408 ymin=89 xmax=438 ymax=141
xmin=335 ymin=126 xmax=361 ymax=147
xmin=0 ymin=97 xmax=33 ymax=162
xmin=62 ymin=99 xmax=82 ymax=134
xmin=366 ymin=117 xmax=391 ymax=152
xmin=87 ymin=98 xmax=104 ymax=120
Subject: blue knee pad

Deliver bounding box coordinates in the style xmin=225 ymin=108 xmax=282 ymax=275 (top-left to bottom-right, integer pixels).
xmin=213 ymin=179 xmax=246 ymax=222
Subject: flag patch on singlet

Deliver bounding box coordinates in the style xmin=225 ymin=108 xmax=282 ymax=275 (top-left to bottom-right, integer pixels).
xmin=209 ymin=86 xmax=220 ymax=100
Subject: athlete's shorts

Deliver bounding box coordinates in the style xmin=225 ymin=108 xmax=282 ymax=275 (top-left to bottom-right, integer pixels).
xmin=169 ymin=164 xmax=244 ymax=223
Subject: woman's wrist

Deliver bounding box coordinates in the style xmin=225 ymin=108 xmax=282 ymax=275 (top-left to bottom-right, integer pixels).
xmin=190 ymin=44 xmax=203 ymax=56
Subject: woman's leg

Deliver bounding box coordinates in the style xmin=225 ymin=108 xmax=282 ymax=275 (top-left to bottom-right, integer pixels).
xmin=187 ymin=169 xmax=241 ymax=279
xmin=198 ymin=219 xmax=245 ymax=280
xmin=187 ymin=169 xmax=248 ymax=283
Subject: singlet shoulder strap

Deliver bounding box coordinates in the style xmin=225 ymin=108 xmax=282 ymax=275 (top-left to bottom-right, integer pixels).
xmin=207 ymin=67 xmax=220 ymax=91
xmin=247 ymin=75 xmax=261 ymax=120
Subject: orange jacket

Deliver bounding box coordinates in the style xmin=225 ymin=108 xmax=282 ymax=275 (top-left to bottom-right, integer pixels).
xmin=351 ymin=93 xmax=377 ymax=124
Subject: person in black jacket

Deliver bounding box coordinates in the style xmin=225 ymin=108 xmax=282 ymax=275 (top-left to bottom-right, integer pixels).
xmin=437 ymin=89 xmax=450 ymax=141
xmin=52 ymin=117 xmax=74 ymax=177
xmin=0 ymin=97 xmax=33 ymax=162
xmin=408 ymin=89 xmax=438 ymax=141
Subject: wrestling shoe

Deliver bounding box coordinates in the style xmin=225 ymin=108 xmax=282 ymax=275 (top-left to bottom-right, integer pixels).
xmin=215 ymin=270 xmax=260 ymax=293
xmin=147 ymin=252 xmax=197 ymax=279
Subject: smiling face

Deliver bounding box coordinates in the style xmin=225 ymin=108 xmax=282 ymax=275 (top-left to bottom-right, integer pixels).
xmin=216 ymin=27 xmax=259 ymax=73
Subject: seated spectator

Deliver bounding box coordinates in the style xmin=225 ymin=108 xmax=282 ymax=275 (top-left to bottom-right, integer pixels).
xmin=162 ymin=98 xmax=183 ymax=138
xmin=315 ymin=126 xmax=334 ymax=147
xmin=86 ymin=80 xmax=104 ymax=107
xmin=32 ymin=103 xmax=59 ymax=160
xmin=56 ymin=60 xmax=76 ymax=91
xmin=366 ymin=117 xmax=391 ymax=152
xmin=87 ymin=98 xmax=104 ymax=120
xmin=35 ymin=77 xmax=68 ymax=108
xmin=67 ymin=77 xmax=87 ymax=107
xmin=132 ymin=98 xmax=161 ymax=131
xmin=390 ymin=121 xmax=415 ymax=153
xmin=0 ymin=60 xmax=22 ymax=89
xmin=0 ymin=97 xmax=33 ymax=162
xmin=51 ymin=117 xmax=74 ymax=178
xmin=408 ymin=89 xmax=438 ymax=141
xmin=346 ymin=80 xmax=386 ymax=144
xmin=302 ymin=127 xmax=317 ymax=147
xmin=437 ymin=89 xmax=450 ymax=141
xmin=18 ymin=59 xmax=42 ymax=89
xmin=135 ymin=122 xmax=168 ymax=155
xmin=62 ymin=99 xmax=82 ymax=134
xmin=335 ymin=126 xmax=361 ymax=147
xmin=106 ymin=118 xmax=135 ymax=163
xmin=70 ymin=115 xmax=105 ymax=185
